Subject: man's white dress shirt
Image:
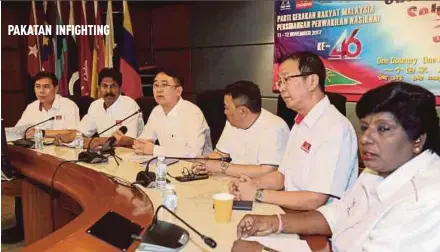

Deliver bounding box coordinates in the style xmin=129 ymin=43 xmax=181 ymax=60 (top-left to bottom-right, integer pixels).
xmin=279 ymin=96 xmax=358 ymax=198
xmin=78 ymin=95 xmax=144 ymax=138
xmin=138 ymin=98 xmax=212 ymax=157
xmin=216 ymin=109 xmax=290 ymax=166
xmin=16 ymin=94 xmax=80 ymax=130
xmin=318 ymin=150 xmax=440 ymax=252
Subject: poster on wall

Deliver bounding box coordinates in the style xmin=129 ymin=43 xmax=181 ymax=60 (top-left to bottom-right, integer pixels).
xmin=273 ymin=0 xmax=440 ymax=103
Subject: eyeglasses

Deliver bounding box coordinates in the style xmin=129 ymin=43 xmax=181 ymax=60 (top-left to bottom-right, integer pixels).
xmin=153 ymin=83 xmax=179 ymax=90
xmin=181 ymin=167 xmax=203 ymax=179
xmin=275 ymin=73 xmax=315 ymax=89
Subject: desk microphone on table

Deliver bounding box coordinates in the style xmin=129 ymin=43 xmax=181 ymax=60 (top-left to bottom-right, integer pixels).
xmin=13 ymin=116 xmax=55 ymax=148
xmin=132 ymin=205 xmax=217 ymax=250
xmin=78 ymin=108 xmax=141 ymax=163
xmin=135 ymin=156 xmax=232 ymax=187
xmin=86 ymin=108 xmax=142 ymax=151
xmin=78 ymin=126 xmax=127 ymax=164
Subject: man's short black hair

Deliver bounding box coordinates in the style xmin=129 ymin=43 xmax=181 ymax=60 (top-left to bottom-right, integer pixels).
xmin=356 ymin=81 xmax=440 ymax=154
xmin=277 ymin=51 xmax=326 ymax=93
xmin=33 ymin=71 xmax=58 ymax=87
xmin=224 ymin=80 xmax=262 ymax=113
xmin=98 ymin=68 xmax=123 ymax=87
xmin=155 ymin=68 xmax=184 ymax=87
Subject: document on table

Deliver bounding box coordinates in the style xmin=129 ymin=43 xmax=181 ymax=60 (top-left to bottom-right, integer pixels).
xmin=121 ymin=153 xmax=179 ymax=166
xmin=244 ymin=234 xmax=312 ymax=252
xmin=121 ymin=153 xmax=154 ymax=164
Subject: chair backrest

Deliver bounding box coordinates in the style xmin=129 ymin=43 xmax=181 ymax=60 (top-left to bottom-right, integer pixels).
xmin=135 ymin=96 xmax=158 ymax=123
xmin=276 ymin=92 xmax=347 ymax=129
xmin=196 ymin=90 xmax=226 ymax=147
xmin=327 ymin=92 xmax=347 ymax=117
xmin=66 ymin=95 xmax=95 ymax=120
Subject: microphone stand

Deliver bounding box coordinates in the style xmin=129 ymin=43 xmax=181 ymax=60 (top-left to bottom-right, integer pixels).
xmin=135 ymin=156 xmax=232 ymax=187
xmin=86 ymin=109 xmax=141 ymax=152
xmin=13 ymin=116 xmax=55 ymax=148
xmin=80 ymin=109 xmax=141 ymax=163
xmin=101 ymin=148 xmax=123 ymax=166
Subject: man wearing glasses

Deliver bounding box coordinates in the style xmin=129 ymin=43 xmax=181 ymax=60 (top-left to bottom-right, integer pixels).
xmin=55 ymin=68 xmax=144 ymax=147
xmin=230 ymin=51 xmax=358 ymax=211
xmin=119 ymin=70 xmax=212 ymax=157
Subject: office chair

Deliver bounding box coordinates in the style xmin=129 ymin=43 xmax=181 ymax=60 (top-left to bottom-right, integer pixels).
xmin=196 ymin=90 xmax=226 ymax=147
xmin=277 ymin=92 xmax=347 ymax=129
xmin=135 ymin=96 xmax=158 ymax=123
xmin=66 ymin=95 xmax=95 ymax=120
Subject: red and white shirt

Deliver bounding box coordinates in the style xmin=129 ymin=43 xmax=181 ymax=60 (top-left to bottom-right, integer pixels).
xmin=78 ymin=95 xmax=144 ymax=138
xmin=279 ymin=96 xmax=358 ymax=198
xmin=16 ymin=94 xmax=80 ymax=130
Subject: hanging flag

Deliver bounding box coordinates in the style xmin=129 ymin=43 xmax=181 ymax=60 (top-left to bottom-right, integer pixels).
xmin=27 ymin=1 xmax=41 ymax=103
xmin=67 ymin=0 xmax=80 ymax=96
xmin=79 ymin=1 xmax=92 ymax=96
xmin=120 ymin=1 xmax=142 ymax=99
xmin=41 ymin=0 xmax=55 ymax=72
xmin=55 ymin=1 xmax=69 ymax=96
xmin=27 ymin=1 xmax=40 ymax=76
xmin=90 ymin=1 xmax=105 ymax=98
xmin=105 ymin=0 xmax=115 ymax=68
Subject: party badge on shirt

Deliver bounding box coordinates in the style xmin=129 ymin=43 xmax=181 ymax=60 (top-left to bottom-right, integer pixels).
xmin=301 ymin=141 xmax=311 ymax=153
xmin=55 ymin=115 xmax=62 ymax=120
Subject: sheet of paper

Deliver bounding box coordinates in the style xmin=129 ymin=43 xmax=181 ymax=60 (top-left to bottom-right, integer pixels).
xmin=120 ymin=153 xmax=154 ymax=164
xmin=60 ymin=141 xmax=76 ymax=148
xmin=5 ymin=126 xmax=27 ymax=142
xmin=245 ymin=234 xmax=312 ymax=252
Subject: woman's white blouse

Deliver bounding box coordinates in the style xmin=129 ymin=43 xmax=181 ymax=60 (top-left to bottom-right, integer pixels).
xmin=318 ymin=150 xmax=440 ymax=252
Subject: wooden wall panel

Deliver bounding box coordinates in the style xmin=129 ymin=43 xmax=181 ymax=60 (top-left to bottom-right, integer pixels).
xmin=1 ymin=51 xmax=24 ymax=92
xmin=131 ymin=8 xmax=153 ymax=67
xmin=2 ymin=93 xmax=27 ymax=127
xmin=152 ymin=4 xmax=191 ymax=49
xmin=1 ymin=2 xmax=29 ymax=127
xmin=154 ymin=50 xmax=192 ymax=93
xmin=1 ymin=10 xmax=21 ymax=49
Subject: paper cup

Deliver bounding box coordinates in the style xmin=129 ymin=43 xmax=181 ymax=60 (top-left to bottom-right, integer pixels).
xmin=213 ymin=193 xmax=234 ymax=223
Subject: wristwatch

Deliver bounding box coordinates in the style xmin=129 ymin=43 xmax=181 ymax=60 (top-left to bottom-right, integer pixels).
xmin=220 ymin=161 xmax=230 ymax=174
xmin=254 ymin=189 xmax=264 ymax=202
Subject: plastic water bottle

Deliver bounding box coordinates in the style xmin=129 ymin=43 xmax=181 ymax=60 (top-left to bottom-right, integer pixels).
xmin=74 ymin=132 xmax=83 ymax=158
xmin=155 ymin=156 xmax=167 ymax=190
xmin=162 ymin=184 xmax=178 ymax=223
xmin=34 ymin=127 xmax=44 ymax=150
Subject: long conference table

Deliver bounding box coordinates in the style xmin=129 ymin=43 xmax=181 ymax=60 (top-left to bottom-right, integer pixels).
xmin=4 ymin=145 xmax=331 ymax=251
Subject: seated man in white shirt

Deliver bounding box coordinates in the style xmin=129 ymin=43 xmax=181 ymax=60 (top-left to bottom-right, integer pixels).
xmin=231 ymin=51 xmax=358 ymax=211
xmin=55 ymin=68 xmax=143 ymax=148
xmin=195 ymin=81 xmax=290 ymax=178
xmin=2 ymin=71 xmax=80 ymax=244
xmin=232 ymin=81 xmax=440 ymax=252
xmin=15 ymin=71 xmax=80 ymax=138
xmin=117 ymin=70 xmax=212 ymax=157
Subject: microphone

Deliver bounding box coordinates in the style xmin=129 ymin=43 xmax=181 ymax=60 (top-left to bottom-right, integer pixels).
xmin=135 ymin=205 xmax=216 ymax=249
xmin=99 ymin=126 xmax=127 ymax=153
xmin=78 ymin=126 xmax=127 ymax=163
xmin=86 ymin=108 xmax=141 ymax=151
xmin=13 ymin=116 xmax=55 ymax=148
xmin=135 ymin=156 xmax=232 ymax=187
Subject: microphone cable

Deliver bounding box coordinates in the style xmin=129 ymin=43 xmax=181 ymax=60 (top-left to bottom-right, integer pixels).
xmin=49 ymin=158 xmax=87 ymax=232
